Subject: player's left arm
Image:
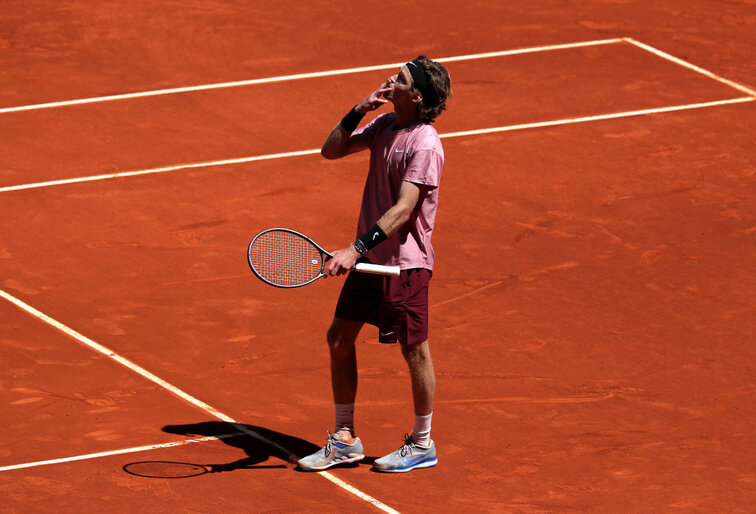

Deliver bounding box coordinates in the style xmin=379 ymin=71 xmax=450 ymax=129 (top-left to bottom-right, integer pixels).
xmin=326 ymin=181 xmax=421 ymax=276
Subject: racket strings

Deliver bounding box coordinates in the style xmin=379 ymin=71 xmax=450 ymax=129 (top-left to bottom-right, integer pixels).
xmin=249 ymin=230 xmax=323 ymax=286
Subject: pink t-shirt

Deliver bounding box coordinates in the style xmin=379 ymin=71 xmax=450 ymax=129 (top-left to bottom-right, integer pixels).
xmin=355 ymin=112 xmax=444 ymax=271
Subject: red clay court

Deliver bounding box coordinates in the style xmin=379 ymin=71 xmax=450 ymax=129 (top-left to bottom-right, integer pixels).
xmin=1 ymin=2 xmax=754 ymax=512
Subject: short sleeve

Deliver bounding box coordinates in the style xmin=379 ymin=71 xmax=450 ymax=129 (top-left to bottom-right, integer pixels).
xmin=403 ymin=149 xmax=443 ymax=188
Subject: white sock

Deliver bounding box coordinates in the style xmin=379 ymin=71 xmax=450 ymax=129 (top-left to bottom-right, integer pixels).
xmin=412 ymin=412 xmax=433 ymax=447
xmin=334 ymin=403 xmax=355 ymax=435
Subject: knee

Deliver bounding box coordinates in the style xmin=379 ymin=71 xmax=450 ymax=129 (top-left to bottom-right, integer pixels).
xmin=401 ymin=340 xmax=431 ymax=365
xmin=326 ymin=325 xmax=339 ymax=347
xmin=326 ymin=325 xmax=355 ymax=355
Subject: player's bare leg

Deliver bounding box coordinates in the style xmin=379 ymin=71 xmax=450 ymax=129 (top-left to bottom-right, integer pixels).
xmin=372 ymin=339 xmax=438 ymax=472
xmin=296 ymin=316 xmax=365 ymax=471
xmin=401 ymin=340 xmax=436 ymax=417
xmin=326 ymin=316 xmax=363 ymax=444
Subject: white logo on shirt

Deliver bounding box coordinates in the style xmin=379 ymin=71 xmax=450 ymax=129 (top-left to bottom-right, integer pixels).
xmin=395 ymin=149 xmax=404 ymax=153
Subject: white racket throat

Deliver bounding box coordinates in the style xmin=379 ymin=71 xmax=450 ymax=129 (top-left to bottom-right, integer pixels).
xmin=354 ymin=262 xmax=400 ymax=276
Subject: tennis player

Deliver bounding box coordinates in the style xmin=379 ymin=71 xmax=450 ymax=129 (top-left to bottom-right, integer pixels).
xmin=298 ymin=56 xmax=452 ymax=473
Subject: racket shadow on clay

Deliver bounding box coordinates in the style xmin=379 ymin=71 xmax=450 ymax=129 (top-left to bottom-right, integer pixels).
xmin=123 ymin=422 xmax=320 ymax=479
xmin=123 ymin=459 xmax=285 ymax=478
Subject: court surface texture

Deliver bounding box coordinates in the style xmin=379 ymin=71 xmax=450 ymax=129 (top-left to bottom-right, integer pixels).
xmin=1 ymin=1 xmax=754 ymax=512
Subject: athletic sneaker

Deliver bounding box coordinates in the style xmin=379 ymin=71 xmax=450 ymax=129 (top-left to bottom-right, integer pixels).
xmin=297 ymin=431 xmax=365 ymax=471
xmin=373 ymin=434 xmax=437 ymax=473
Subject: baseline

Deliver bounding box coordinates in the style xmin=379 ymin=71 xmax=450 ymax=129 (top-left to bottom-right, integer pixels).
xmin=0 ymin=38 xmax=622 ymax=115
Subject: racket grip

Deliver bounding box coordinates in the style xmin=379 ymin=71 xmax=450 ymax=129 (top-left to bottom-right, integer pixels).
xmin=354 ymin=262 xmax=401 ymax=277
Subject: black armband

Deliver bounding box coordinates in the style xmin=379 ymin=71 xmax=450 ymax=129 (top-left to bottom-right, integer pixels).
xmin=355 ymin=223 xmax=387 ymax=254
xmin=340 ymin=105 xmax=365 ymax=133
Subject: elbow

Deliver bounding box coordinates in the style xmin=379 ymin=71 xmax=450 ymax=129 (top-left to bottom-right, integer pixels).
xmin=321 ymin=145 xmax=341 ymax=160
xmin=396 ymin=207 xmax=413 ymax=227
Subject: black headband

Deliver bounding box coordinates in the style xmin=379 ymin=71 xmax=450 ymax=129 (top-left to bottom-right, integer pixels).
xmin=406 ymin=58 xmax=438 ymax=107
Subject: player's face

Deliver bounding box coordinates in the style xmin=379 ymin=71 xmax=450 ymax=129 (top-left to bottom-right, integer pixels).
xmin=384 ymin=66 xmax=417 ymax=106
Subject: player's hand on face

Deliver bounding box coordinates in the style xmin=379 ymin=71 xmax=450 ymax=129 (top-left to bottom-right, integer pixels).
xmin=356 ymin=78 xmax=392 ymax=113
xmin=326 ymin=245 xmax=361 ymax=277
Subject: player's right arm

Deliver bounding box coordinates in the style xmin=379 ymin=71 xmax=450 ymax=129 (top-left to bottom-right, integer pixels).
xmin=320 ymin=121 xmax=370 ymax=159
xmin=321 ymin=81 xmax=392 ymax=160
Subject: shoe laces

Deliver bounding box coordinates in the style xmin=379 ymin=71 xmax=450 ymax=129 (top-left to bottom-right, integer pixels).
xmin=324 ymin=430 xmax=334 ymax=456
xmin=399 ymin=433 xmax=416 ymax=457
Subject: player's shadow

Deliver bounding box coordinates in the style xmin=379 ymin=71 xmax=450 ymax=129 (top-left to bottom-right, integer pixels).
xmin=125 ymin=421 xmax=322 ymax=476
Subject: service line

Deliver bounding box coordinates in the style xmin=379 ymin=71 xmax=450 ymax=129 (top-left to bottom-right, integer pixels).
xmin=1 ymin=96 xmax=752 ymax=194
xmin=0 ymin=149 xmax=321 ymax=192
xmin=439 ymin=96 xmax=754 ymax=139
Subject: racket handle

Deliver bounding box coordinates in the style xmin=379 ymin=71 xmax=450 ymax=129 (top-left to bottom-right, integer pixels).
xmin=354 ymin=263 xmax=401 ymax=277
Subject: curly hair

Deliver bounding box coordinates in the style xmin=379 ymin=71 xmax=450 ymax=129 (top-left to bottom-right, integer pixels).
xmin=409 ymin=56 xmax=453 ymax=124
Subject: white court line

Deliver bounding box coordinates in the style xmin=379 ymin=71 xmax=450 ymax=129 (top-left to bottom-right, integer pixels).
xmin=2 ymin=36 xmax=752 ymax=194
xmin=0 ymin=288 xmax=399 ymax=514
xmin=0 ymin=38 xmax=622 ymax=115
xmin=0 ymin=149 xmax=321 ymax=192
xmin=439 ymin=96 xmax=755 ymax=139
xmin=623 ymin=38 xmax=756 ymax=97
xmin=1 ymin=96 xmax=752 ymax=194
xmin=0 ymin=40 xmax=751 ymax=511
xmin=0 ymin=434 xmax=241 ymax=472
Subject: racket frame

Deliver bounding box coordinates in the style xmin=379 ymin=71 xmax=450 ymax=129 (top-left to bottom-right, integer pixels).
xmin=247 ymin=228 xmax=400 ymax=288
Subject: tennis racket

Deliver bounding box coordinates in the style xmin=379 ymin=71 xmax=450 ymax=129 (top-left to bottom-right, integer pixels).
xmin=247 ymin=228 xmax=400 ymax=288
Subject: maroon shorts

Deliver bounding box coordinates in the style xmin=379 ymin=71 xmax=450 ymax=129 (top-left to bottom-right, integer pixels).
xmin=334 ymin=266 xmax=432 ymax=345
